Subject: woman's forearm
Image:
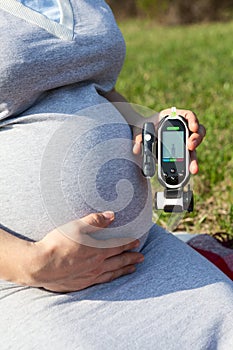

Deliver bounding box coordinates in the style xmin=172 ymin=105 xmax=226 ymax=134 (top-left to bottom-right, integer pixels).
xmin=0 ymin=228 xmax=35 ymax=285
xmin=103 ymin=88 xmax=146 ymax=128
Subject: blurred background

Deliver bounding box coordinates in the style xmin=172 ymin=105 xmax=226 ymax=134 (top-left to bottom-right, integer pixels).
xmin=107 ymin=0 xmax=233 ymax=244
xmin=107 ymin=0 xmax=233 ymax=24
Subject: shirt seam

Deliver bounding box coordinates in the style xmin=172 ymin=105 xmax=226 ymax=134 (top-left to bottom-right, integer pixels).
xmin=0 ymin=0 xmax=74 ymax=41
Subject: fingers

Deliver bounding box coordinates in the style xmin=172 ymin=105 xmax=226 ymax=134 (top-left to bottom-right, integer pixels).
xmin=102 ymin=238 xmax=141 ymax=258
xmin=160 ymin=108 xmax=206 ymax=136
xmin=188 ymin=124 xmax=206 ymax=175
xmin=170 ymin=110 xmax=206 ymax=151
xmin=160 ymin=108 xmax=206 ymax=175
xmin=57 ymin=211 xmax=144 ymax=249
xmin=56 ymin=211 xmax=115 ymax=244
xmin=160 ymin=108 xmax=199 ymax=133
xmin=95 ymin=252 xmax=144 ymax=284
xmin=133 ymin=133 xmax=142 ymax=155
xmin=42 ymin=250 xmax=144 ymax=292
xmin=95 ymin=265 xmax=136 ymax=285
xmin=78 ymin=211 xmax=115 ymax=234
xmin=188 ymin=124 xmax=206 ymax=151
xmin=189 ymin=150 xmax=198 ymax=175
xmin=182 ymin=110 xmax=199 ymax=133
xmin=133 ymin=109 xmax=206 ymax=156
xmin=103 ymin=251 xmax=144 ymax=271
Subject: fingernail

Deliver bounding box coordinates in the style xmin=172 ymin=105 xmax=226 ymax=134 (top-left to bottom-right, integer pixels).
xmin=137 ymin=256 xmax=144 ymax=263
xmin=102 ymin=211 xmax=115 ymax=220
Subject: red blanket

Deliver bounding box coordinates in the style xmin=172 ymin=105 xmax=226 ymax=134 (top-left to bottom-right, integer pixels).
xmin=188 ymin=234 xmax=233 ymax=280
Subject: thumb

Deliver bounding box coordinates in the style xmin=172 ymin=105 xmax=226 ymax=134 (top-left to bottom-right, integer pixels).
xmin=53 ymin=212 xmax=115 ymax=247
xmin=78 ymin=211 xmax=115 ymax=235
xmin=133 ymin=133 xmax=142 ymax=155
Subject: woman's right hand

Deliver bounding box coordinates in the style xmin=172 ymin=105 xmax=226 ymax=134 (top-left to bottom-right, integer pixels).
xmin=29 ymin=211 xmax=144 ymax=293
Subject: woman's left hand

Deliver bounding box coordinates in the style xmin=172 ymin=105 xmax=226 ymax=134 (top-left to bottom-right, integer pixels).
xmin=133 ymin=108 xmax=206 ymax=175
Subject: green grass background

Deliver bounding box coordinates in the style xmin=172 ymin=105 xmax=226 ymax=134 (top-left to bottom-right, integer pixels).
xmin=116 ymin=20 xmax=233 ymax=238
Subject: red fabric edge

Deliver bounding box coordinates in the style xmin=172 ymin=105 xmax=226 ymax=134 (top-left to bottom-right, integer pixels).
xmin=190 ymin=247 xmax=233 ymax=280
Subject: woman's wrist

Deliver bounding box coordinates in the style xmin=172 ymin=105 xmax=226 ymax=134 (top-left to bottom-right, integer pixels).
xmin=19 ymin=241 xmax=46 ymax=287
xmin=0 ymin=228 xmax=49 ymax=287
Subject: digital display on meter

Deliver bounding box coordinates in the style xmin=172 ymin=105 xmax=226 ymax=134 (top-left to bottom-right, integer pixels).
xmin=158 ymin=117 xmax=189 ymax=188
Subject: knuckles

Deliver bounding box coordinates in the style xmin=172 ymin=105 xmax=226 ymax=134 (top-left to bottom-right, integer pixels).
xmin=90 ymin=213 xmax=107 ymax=228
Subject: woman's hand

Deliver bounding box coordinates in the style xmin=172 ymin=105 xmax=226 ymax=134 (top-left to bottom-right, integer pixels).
xmin=133 ymin=108 xmax=206 ymax=174
xmin=28 ymin=212 xmax=144 ymax=293
xmin=103 ymin=89 xmax=206 ymax=174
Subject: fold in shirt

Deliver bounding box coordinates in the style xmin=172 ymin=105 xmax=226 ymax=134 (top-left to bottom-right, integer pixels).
xmin=17 ymin=0 xmax=60 ymax=22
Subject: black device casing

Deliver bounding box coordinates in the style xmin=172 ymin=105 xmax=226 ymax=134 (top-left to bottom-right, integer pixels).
xmin=142 ymin=122 xmax=156 ymax=178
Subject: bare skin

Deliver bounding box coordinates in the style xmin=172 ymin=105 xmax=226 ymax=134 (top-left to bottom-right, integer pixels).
xmin=103 ymin=88 xmax=206 ymax=174
xmin=0 ymin=212 xmax=144 ymax=293
xmin=0 ymin=89 xmax=206 ymax=293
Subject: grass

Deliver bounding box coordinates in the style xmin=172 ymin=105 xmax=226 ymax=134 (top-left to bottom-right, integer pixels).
xmin=116 ymin=19 xmax=233 ymax=240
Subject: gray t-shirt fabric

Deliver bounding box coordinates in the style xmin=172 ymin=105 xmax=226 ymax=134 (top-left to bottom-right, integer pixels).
xmin=0 ymin=0 xmax=233 ymax=349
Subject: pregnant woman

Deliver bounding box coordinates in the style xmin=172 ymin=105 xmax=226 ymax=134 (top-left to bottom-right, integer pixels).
xmin=0 ymin=1 xmax=233 ymax=349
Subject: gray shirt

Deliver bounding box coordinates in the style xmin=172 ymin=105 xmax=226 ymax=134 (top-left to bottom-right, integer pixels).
xmin=0 ymin=2 xmax=233 ymax=349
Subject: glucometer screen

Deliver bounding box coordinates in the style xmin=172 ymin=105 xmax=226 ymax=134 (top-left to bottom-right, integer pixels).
xmin=162 ymin=131 xmax=184 ymax=162
xmin=161 ymin=119 xmax=187 ymax=186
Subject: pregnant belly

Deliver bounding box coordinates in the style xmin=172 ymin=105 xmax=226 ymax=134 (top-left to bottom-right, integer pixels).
xmin=0 ymin=105 xmax=152 ymax=244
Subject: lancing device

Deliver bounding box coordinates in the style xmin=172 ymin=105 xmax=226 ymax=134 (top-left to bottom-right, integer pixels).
xmin=142 ymin=122 xmax=156 ymax=178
